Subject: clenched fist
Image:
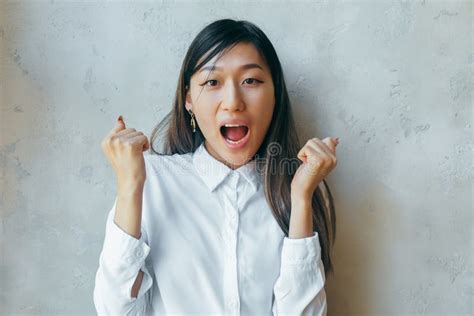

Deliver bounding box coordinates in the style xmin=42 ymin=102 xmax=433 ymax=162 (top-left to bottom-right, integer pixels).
xmin=291 ymin=137 xmax=339 ymax=201
xmin=101 ymin=115 xmax=150 ymax=185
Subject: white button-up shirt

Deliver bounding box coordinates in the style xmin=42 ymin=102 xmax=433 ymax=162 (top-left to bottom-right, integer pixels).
xmin=94 ymin=142 xmax=328 ymax=315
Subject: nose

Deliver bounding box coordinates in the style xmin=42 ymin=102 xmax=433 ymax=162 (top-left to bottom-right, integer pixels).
xmin=220 ymin=81 xmax=245 ymax=112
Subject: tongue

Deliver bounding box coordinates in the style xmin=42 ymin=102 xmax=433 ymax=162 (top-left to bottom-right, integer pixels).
xmin=223 ymin=126 xmax=248 ymax=141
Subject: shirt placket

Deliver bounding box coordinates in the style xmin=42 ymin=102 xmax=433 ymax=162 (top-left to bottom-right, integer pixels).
xmin=223 ymin=171 xmax=241 ymax=315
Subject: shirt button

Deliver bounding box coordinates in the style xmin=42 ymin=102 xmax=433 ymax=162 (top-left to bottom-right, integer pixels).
xmin=228 ymin=300 xmax=237 ymax=308
xmin=135 ymin=249 xmax=143 ymax=258
xmin=230 ymin=212 xmax=236 ymax=219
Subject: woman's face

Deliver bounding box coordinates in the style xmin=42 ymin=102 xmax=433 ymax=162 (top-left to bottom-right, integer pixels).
xmin=186 ymin=42 xmax=275 ymax=169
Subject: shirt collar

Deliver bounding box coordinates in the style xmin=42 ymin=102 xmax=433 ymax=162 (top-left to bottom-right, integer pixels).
xmin=192 ymin=142 xmax=260 ymax=193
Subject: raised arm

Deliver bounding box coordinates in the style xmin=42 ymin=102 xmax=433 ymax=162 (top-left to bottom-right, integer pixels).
xmin=271 ymin=137 xmax=338 ymax=314
xmin=93 ymin=115 xmax=154 ymax=314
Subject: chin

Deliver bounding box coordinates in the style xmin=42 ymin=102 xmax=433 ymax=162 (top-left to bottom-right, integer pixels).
xmin=225 ymin=152 xmax=253 ymax=168
xmin=218 ymin=143 xmax=256 ymax=169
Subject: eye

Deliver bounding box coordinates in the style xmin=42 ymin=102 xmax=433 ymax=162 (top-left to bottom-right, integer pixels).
xmin=200 ymin=79 xmax=218 ymax=87
xmin=243 ymin=78 xmax=263 ymax=85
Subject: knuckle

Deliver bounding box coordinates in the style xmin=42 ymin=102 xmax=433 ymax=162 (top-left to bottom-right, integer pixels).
xmin=110 ymin=136 xmax=121 ymax=146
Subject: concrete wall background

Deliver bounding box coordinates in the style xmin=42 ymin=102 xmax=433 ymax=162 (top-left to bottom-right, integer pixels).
xmin=1 ymin=1 xmax=472 ymax=315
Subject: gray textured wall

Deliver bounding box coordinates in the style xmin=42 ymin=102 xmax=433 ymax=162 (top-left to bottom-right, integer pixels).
xmin=1 ymin=1 xmax=472 ymax=315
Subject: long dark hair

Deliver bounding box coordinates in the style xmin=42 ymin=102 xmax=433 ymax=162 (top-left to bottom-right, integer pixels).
xmin=149 ymin=19 xmax=336 ymax=275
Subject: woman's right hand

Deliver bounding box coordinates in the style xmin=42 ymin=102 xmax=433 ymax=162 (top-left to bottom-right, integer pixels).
xmin=101 ymin=115 xmax=150 ymax=185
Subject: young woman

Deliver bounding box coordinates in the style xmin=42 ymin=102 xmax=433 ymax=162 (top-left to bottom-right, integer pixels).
xmin=94 ymin=18 xmax=338 ymax=315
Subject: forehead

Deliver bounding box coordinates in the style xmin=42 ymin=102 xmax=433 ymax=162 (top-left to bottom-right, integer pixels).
xmin=197 ymin=42 xmax=269 ymax=74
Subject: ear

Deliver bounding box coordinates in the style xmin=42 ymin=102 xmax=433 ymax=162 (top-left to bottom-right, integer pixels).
xmin=185 ymin=86 xmax=192 ymax=111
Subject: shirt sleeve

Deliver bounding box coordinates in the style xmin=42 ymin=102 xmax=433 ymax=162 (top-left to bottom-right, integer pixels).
xmin=93 ymin=197 xmax=154 ymax=315
xmin=272 ymin=231 xmax=327 ymax=316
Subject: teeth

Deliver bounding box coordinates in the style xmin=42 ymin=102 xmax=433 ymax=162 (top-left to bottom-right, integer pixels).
xmin=224 ymin=124 xmax=243 ymax=127
xmin=226 ymin=138 xmax=245 ymax=145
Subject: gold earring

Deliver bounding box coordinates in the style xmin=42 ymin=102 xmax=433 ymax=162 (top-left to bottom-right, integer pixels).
xmin=188 ymin=109 xmax=196 ymax=133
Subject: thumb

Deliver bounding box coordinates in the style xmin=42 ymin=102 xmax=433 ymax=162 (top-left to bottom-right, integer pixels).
xmin=113 ymin=115 xmax=126 ymax=133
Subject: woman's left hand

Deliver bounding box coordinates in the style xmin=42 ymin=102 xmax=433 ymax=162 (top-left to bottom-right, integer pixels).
xmin=291 ymin=137 xmax=339 ymax=201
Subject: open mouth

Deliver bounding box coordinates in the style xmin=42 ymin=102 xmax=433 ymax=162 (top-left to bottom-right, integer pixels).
xmin=220 ymin=124 xmax=250 ymax=145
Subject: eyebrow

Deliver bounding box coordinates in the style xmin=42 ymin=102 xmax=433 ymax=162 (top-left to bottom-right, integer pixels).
xmin=198 ymin=63 xmax=264 ymax=73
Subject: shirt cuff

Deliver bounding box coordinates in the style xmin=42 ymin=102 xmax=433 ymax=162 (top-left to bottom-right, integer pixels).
xmin=134 ymin=263 xmax=154 ymax=300
xmin=281 ymin=231 xmax=321 ymax=266
xmin=102 ymin=213 xmax=151 ymax=265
